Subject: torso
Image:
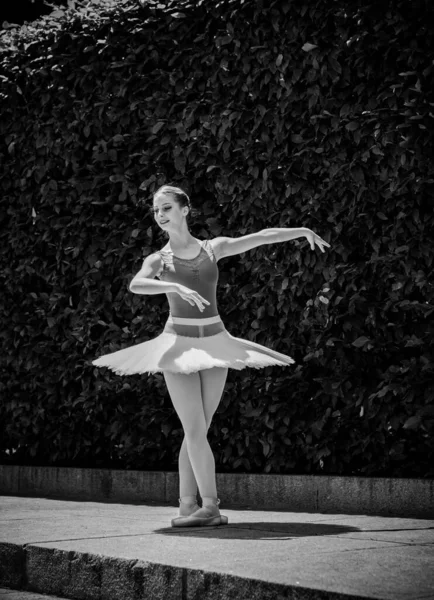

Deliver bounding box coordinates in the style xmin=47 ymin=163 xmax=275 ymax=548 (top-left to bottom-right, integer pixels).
xmin=156 ymin=239 xmax=219 ymax=319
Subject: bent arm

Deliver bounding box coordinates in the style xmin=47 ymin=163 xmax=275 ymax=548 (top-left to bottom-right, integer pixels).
xmin=129 ymin=253 xmax=179 ymax=295
xmin=130 ymin=279 xmax=179 ymax=295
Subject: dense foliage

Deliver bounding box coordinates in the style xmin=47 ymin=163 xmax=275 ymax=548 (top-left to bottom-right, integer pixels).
xmin=2 ymin=0 xmax=70 ymax=28
xmin=1 ymin=0 xmax=433 ymax=477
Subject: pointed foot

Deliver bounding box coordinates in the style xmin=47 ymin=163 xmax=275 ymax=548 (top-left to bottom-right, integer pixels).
xmin=171 ymin=514 xmax=228 ymax=527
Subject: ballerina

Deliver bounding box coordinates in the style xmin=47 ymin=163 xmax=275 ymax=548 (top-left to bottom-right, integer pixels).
xmin=92 ymin=184 xmax=330 ymax=527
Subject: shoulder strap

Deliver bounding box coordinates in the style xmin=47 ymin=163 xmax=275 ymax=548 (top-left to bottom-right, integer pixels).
xmin=154 ymin=250 xmax=169 ymax=277
xmin=202 ymin=239 xmax=216 ymax=262
xmin=156 ymin=249 xmax=172 ymax=261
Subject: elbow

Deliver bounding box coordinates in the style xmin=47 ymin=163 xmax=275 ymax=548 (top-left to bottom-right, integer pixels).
xmin=129 ymin=280 xmax=137 ymax=294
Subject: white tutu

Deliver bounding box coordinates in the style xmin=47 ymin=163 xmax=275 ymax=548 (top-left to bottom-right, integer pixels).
xmin=92 ymin=315 xmax=295 ymax=375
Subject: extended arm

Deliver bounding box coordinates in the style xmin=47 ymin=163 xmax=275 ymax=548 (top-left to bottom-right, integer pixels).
xmin=211 ymin=227 xmax=330 ymax=260
xmin=263 ymin=227 xmax=330 ymax=252
xmin=257 ymin=228 xmax=308 ymax=243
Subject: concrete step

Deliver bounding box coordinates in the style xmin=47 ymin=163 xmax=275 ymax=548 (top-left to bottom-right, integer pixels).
xmin=1 ymin=465 xmax=433 ymax=519
xmin=0 ymin=465 xmax=434 ymax=519
xmin=1 ymin=496 xmax=434 ymax=600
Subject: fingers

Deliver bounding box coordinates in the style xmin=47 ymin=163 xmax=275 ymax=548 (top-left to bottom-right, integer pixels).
xmin=312 ymin=235 xmax=331 ymax=252
xmin=193 ymin=294 xmax=210 ymax=312
xmin=318 ymin=236 xmax=331 ymax=248
xmin=181 ymin=292 xmax=210 ymax=312
xmin=196 ymin=293 xmax=210 ymax=305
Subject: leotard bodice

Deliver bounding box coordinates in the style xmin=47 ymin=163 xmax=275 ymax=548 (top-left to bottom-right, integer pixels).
xmin=156 ymin=239 xmax=219 ymax=319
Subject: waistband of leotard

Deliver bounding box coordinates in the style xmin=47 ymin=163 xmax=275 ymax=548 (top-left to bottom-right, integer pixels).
xmin=167 ymin=314 xmax=222 ymax=326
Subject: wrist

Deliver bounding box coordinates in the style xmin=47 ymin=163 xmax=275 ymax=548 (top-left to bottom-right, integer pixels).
xmin=169 ymin=283 xmax=181 ymax=294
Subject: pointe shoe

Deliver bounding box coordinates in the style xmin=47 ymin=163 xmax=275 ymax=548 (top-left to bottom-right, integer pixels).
xmin=171 ymin=498 xmax=229 ymax=528
xmin=170 ymin=497 xmax=200 ymax=527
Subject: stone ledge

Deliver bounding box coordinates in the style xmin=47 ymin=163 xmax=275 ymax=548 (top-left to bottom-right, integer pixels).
xmin=0 ymin=543 xmax=362 ymax=600
xmin=0 ymin=543 xmax=26 ymax=590
xmin=0 ymin=465 xmax=433 ymax=518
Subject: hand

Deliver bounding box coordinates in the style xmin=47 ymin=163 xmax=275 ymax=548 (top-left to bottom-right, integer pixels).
xmin=304 ymin=229 xmax=331 ymax=253
xmin=176 ymin=285 xmax=210 ymax=312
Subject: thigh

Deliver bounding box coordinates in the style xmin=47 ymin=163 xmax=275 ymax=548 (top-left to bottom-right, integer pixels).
xmin=163 ymin=371 xmax=206 ymax=436
xmin=199 ymin=367 xmax=228 ymax=429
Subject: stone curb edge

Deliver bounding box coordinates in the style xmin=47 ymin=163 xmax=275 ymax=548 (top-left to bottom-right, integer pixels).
xmin=1 ymin=465 xmax=433 ymax=518
xmin=0 ymin=541 xmax=369 ymax=600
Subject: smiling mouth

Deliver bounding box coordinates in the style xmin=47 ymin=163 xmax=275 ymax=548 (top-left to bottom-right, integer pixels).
xmin=160 ymin=221 xmax=169 ymax=225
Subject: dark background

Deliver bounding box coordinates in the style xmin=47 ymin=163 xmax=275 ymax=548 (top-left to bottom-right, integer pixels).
xmin=2 ymin=0 xmax=69 ymax=26
xmin=1 ymin=0 xmax=433 ymax=477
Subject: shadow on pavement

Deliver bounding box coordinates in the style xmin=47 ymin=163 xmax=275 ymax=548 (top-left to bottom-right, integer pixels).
xmin=154 ymin=522 xmax=361 ymax=539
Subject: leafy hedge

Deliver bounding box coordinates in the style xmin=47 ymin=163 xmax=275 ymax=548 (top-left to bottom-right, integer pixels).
xmin=1 ymin=0 xmax=433 ymax=477
xmin=3 ymin=0 xmax=70 ymax=27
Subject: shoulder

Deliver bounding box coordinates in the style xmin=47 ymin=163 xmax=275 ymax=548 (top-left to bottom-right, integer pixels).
xmin=208 ymin=237 xmax=231 ymax=262
xmin=142 ymin=252 xmax=163 ymax=266
xmin=208 ymin=235 xmax=232 ymax=261
xmin=144 ymin=245 xmax=172 ymax=264
xmin=130 ymin=252 xmax=163 ymax=287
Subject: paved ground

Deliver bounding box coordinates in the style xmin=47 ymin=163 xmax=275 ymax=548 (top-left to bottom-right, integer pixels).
xmin=0 ymin=496 xmax=434 ymax=600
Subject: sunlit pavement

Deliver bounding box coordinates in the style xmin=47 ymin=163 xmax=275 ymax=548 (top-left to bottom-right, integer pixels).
xmin=1 ymin=496 xmax=433 ymax=599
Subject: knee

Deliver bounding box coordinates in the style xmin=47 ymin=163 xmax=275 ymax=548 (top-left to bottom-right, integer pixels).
xmin=184 ymin=420 xmax=207 ymax=445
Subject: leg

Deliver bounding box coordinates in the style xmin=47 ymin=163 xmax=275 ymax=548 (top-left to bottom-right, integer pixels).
xmin=164 ymin=370 xmax=226 ymax=498
xmin=177 ymin=367 xmax=228 ymax=496
xmin=200 ymin=367 xmax=229 ymax=427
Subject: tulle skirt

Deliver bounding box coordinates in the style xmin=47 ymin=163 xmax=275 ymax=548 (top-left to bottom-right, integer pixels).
xmin=92 ymin=315 xmax=295 ymax=375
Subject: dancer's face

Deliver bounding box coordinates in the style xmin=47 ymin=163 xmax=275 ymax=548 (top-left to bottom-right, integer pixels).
xmin=152 ymin=193 xmax=188 ymax=232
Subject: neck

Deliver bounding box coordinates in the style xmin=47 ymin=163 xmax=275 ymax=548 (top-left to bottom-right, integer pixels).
xmin=168 ymin=227 xmax=196 ymax=250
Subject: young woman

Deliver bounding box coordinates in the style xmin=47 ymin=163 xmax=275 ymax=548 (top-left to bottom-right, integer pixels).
xmin=92 ymin=184 xmax=330 ymax=527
